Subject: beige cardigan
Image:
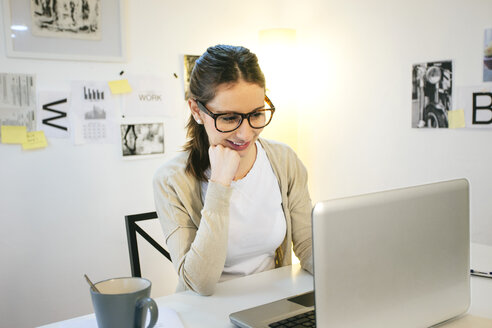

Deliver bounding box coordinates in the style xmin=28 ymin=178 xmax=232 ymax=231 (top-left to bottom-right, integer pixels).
xmin=153 ymin=138 xmax=313 ymax=295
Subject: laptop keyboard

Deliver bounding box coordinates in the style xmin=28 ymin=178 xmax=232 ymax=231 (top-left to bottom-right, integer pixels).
xmin=268 ymin=310 xmax=316 ymax=327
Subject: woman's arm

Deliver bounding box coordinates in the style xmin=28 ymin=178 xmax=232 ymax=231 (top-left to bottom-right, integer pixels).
xmin=288 ymin=152 xmax=314 ymax=274
xmin=153 ymin=145 xmax=239 ymax=295
xmin=153 ymin=176 xmax=232 ymax=295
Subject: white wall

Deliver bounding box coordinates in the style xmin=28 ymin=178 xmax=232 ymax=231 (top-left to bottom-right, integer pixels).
xmin=1 ymin=1 xmax=491 ymax=327
xmin=0 ymin=1 xmax=288 ymax=327
xmin=295 ymin=0 xmax=492 ymax=246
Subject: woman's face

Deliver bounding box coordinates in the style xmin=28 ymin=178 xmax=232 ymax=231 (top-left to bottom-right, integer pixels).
xmin=191 ymin=80 xmax=265 ymax=159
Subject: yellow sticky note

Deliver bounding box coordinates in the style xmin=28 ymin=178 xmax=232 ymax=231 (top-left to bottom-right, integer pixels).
xmin=22 ymin=131 xmax=48 ymax=150
xmin=448 ymin=109 xmax=465 ymax=129
xmin=1 ymin=125 xmax=28 ymax=144
xmin=108 ymin=79 xmax=132 ymax=94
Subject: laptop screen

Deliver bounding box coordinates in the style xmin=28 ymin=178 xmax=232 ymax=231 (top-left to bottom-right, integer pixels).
xmin=312 ymin=179 xmax=470 ymax=328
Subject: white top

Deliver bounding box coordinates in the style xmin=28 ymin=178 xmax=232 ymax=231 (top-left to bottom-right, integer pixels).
xmin=202 ymin=141 xmax=286 ymax=281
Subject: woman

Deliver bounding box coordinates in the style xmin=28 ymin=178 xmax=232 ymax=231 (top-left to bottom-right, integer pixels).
xmin=153 ymin=45 xmax=313 ymax=296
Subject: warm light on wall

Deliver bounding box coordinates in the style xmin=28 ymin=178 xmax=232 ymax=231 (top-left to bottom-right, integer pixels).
xmin=258 ymin=28 xmax=299 ymax=152
xmin=259 ymin=29 xmax=301 ymax=266
xmin=259 ymin=28 xmax=296 ymax=46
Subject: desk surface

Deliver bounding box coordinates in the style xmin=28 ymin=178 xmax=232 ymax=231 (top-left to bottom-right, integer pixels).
xmin=40 ymin=243 xmax=492 ymax=328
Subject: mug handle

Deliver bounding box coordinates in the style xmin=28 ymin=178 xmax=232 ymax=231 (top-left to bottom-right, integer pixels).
xmin=135 ymin=297 xmax=159 ymax=328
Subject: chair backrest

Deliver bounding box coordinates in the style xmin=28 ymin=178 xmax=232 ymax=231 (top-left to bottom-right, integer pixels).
xmin=125 ymin=211 xmax=172 ymax=277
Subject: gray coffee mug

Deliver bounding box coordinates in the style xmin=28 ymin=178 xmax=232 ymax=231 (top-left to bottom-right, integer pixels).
xmin=90 ymin=277 xmax=158 ymax=328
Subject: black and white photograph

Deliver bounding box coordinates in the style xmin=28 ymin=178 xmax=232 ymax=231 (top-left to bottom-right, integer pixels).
xmin=30 ymin=0 xmax=101 ymax=40
xmin=184 ymin=55 xmax=199 ymax=100
xmin=412 ymin=60 xmax=453 ymax=128
xmin=120 ymin=122 xmax=164 ymax=158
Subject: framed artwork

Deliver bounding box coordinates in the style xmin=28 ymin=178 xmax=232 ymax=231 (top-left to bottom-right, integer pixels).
xmin=183 ymin=55 xmax=199 ymax=100
xmin=1 ymin=0 xmax=126 ymax=62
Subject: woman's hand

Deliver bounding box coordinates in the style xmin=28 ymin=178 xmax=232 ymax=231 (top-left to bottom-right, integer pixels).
xmin=209 ymin=145 xmax=240 ymax=187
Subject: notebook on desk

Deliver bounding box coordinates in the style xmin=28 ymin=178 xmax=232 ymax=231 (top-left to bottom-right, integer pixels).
xmin=230 ymin=179 xmax=470 ymax=328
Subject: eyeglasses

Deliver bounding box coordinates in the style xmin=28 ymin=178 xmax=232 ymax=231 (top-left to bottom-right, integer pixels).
xmin=195 ymin=95 xmax=275 ymax=133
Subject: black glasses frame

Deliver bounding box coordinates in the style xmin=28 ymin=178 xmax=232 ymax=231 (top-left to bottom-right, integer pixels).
xmin=195 ymin=95 xmax=275 ymax=133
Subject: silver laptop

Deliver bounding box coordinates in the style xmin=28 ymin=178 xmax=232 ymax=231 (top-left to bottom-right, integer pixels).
xmin=230 ymin=179 xmax=470 ymax=328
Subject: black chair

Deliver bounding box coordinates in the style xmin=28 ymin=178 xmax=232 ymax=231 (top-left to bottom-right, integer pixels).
xmin=125 ymin=211 xmax=172 ymax=277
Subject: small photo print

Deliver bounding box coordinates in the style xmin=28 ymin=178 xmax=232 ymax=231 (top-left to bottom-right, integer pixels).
xmin=30 ymin=0 xmax=101 ymax=40
xmin=120 ymin=122 xmax=164 ymax=158
xmin=411 ymin=60 xmax=453 ymax=128
xmin=184 ymin=55 xmax=199 ymax=100
xmin=483 ymin=28 xmax=492 ymax=82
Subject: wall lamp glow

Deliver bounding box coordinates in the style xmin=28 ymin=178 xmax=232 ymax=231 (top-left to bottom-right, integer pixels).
xmin=259 ymin=28 xmax=296 ymax=46
xmin=11 ymin=25 xmax=28 ymax=31
xmin=258 ymin=28 xmax=298 ymax=89
xmin=257 ymin=27 xmax=298 ymax=94
xmin=257 ymin=28 xmax=300 ymax=160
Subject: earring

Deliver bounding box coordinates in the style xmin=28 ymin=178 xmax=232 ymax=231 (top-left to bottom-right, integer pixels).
xmin=196 ymin=119 xmax=202 ymax=124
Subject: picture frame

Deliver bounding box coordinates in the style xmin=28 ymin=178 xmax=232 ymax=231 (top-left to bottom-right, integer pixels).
xmin=1 ymin=0 xmax=126 ymax=62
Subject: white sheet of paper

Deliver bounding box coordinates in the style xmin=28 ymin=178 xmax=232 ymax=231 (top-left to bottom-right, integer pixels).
xmin=0 ymin=73 xmax=37 ymax=131
xmin=70 ymin=81 xmax=117 ymax=144
xmin=38 ymin=306 xmax=184 ymax=328
xmin=122 ymin=75 xmax=177 ymax=118
xmin=153 ymin=306 xmax=184 ymax=328
xmin=457 ymin=85 xmax=492 ymax=129
xmin=37 ymin=91 xmax=70 ymax=138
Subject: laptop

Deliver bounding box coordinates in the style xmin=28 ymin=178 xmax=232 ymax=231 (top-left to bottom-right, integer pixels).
xmin=230 ymin=179 xmax=470 ymax=328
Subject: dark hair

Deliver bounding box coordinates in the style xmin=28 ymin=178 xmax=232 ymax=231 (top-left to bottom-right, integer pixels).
xmin=184 ymin=45 xmax=266 ymax=181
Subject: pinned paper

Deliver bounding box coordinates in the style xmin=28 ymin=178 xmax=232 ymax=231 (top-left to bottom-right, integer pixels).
xmin=71 ymin=81 xmax=117 ymax=145
xmin=448 ymin=109 xmax=466 ymax=129
xmin=22 ymin=131 xmax=48 ymax=150
xmin=38 ymin=92 xmax=70 ymax=138
xmin=108 ymin=79 xmax=132 ymax=94
xmin=1 ymin=125 xmax=28 ymax=144
xmin=0 ymin=73 xmax=37 ymax=131
xmin=122 ymin=75 xmax=176 ymax=117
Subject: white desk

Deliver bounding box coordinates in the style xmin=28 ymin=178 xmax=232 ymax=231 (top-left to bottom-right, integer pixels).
xmin=40 ymin=243 xmax=492 ymax=328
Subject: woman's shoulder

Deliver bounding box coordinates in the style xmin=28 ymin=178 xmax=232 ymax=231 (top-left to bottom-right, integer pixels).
xmin=259 ymin=138 xmax=298 ymax=160
xmin=153 ymin=151 xmax=190 ymax=183
xmin=259 ymin=138 xmax=307 ymax=178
